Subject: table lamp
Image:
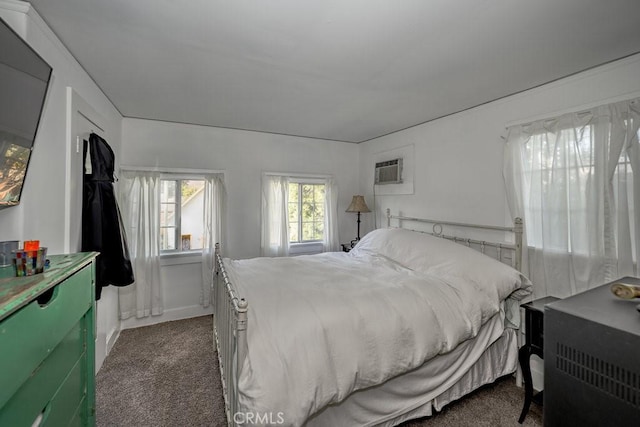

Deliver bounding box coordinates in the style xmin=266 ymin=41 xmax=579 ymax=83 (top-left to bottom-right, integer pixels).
xmin=346 ymin=195 xmax=371 ymax=246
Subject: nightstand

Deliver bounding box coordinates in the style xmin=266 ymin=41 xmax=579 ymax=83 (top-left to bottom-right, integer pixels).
xmin=340 ymin=243 xmax=353 ymax=253
xmin=518 ymin=295 xmax=560 ymax=423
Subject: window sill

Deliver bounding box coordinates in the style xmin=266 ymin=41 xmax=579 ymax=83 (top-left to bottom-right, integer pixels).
xmin=160 ymin=251 xmax=202 ymax=266
xmin=289 ymin=242 xmax=324 ymax=256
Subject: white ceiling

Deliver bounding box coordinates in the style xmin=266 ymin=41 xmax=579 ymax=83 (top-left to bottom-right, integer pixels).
xmin=30 ymin=0 xmax=640 ymax=143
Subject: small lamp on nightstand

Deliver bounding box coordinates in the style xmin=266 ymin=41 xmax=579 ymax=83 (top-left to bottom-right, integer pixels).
xmin=346 ymin=195 xmax=371 ymax=247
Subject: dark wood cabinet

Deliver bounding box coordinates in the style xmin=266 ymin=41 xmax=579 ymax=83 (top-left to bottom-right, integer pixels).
xmin=544 ymin=277 xmax=640 ymax=427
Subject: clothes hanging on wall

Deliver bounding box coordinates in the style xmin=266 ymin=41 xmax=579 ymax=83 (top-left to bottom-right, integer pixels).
xmin=82 ymin=133 xmax=134 ymax=299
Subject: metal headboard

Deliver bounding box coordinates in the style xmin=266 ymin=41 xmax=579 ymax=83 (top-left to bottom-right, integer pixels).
xmin=385 ymin=209 xmax=523 ymax=272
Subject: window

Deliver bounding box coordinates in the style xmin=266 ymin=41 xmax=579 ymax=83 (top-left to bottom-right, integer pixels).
xmin=262 ymin=174 xmax=337 ymax=256
xmin=287 ymin=181 xmax=325 ymax=243
xmin=505 ymin=99 xmax=640 ymax=296
xmin=522 ymin=126 xmax=594 ymax=251
xmin=521 ymin=123 xmax=637 ymax=255
xmin=160 ymin=178 xmax=205 ymax=252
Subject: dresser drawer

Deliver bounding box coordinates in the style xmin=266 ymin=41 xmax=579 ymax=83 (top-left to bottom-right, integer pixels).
xmin=0 ymin=265 xmax=91 ymax=409
xmin=40 ymin=357 xmax=86 ymax=427
xmin=68 ymin=397 xmax=86 ymax=427
xmin=0 ymin=319 xmax=86 ymax=426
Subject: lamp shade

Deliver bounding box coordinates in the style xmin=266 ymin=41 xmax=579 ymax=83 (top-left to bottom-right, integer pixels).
xmin=345 ymin=195 xmax=371 ymax=213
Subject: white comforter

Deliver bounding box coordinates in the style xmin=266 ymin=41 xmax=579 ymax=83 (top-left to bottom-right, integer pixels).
xmin=224 ymin=251 xmax=529 ymax=426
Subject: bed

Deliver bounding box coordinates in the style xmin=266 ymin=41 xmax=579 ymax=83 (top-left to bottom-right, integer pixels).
xmin=213 ymin=210 xmax=531 ymax=426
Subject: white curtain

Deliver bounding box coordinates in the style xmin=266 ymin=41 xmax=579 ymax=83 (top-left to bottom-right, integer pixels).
xmin=323 ymin=177 xmax=339 ymax=252
xmin=504 ymin=98 xmax=640 ymax=298
xmin=261 ymin=175 xmax=290 ymax=257
xmin=118 ymin=171 xmax=163 ymax=319
xmin=201 ymin=173 xmax=225 ymax=307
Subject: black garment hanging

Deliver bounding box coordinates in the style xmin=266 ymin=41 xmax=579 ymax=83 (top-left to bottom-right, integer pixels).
xmin=82 ymin=133 xmax=134 ymax=299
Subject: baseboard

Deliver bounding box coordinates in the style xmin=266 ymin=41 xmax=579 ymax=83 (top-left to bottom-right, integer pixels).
xmin=106 ymin=327 xmax=120 ymax=354
xmin=121 ymin=304 xmax=214 ymax=330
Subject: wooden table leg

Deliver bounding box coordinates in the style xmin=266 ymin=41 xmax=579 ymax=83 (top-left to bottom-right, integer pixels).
xmin=518 ymin=345 xmax=533 ymax=423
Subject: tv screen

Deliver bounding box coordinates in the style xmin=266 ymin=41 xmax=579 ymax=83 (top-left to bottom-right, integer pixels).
xmin=0 ymin=17 xmax=52 ymax=209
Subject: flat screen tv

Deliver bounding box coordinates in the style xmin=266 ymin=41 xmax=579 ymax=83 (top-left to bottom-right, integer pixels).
xmin=0 ymin=17 xmax=52 ymax=210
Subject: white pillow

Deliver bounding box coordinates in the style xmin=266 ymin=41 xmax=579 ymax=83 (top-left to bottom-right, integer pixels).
xmin=351 ymin=227 xmax=531 ymax=301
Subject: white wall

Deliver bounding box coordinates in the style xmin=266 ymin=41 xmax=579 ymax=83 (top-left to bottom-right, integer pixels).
xmin=358 ymin=53 xmax=640 ymax=391
xmin=0 ymin=3 xmax=123 ymax=250
xmin=0 ymin=1 xmax=123 ymax=371
xmin=358 ymin=53 xmax=640 ymax=235
xmin=120 ymin=118 xmax=360 ymax=327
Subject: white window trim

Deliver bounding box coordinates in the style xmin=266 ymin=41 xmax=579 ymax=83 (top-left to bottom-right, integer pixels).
xmin=160 ymin=176 xmax=204 ymax=255
xmin=287 ymin=177 xmax=327 ymax=184
xmin=287 ymin=177 xmax=326 ymax=248
xmin=121 ymin=166 xmax=225 ymax=176
xmin=264 ymin=171 xmax=330 ymax=180
xmin=151 ymin=168 xmax=224 ymax=258
xmin=160 ymin=251 xmax=202 ymax=266
xmin=289 ymin=241 xmax=324 ymax=256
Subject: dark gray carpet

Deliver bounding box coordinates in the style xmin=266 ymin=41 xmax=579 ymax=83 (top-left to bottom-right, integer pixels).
xmin=96 ymin=316 xmax=543 ymax=426
xmin=398 ymin=376 xmax=543 ymax=427
xmin=96 ymin=316 xmax=226 ymax=427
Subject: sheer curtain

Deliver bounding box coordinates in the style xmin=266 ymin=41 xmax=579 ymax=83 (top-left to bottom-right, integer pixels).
xmin=201 ymin=173 xmax=225 ymax=307
xmin=323 ymin=177 xmax=339 ymax=252
xmin=261 ymin=174 xmax=289 ymax=257
xmin=118 ymin=171 xmax=163 ymax=319
xmin=504 ymin=98 xmax=640 ymax=298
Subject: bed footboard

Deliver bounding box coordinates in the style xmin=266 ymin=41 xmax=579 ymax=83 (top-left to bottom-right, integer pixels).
xmin=214 ymin=243 xmax=248 ymax=426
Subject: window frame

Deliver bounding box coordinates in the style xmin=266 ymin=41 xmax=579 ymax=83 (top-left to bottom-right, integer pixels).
xmin=522 ymin=124 xmax=595 ymax=252
xmin=521 ymin=122 xmax=637 ymax=257
xmin=287 ymin=178 xmax=326 ymax=245
xmin=159 ymin=173 xmax=205 ymax=255
xmin=287 ymin=175 xmax=327 ymax=255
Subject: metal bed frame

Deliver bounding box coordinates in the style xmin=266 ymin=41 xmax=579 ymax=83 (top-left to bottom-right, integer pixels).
xmin=213 ymin=244 xmax=247 ymax=426
xmin=386 ymin=209 xmax=523 ymax=272
xmin=213 ymin=210 xmax=524 ymax=426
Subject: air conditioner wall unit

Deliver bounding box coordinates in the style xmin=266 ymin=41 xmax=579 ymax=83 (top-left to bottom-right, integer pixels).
xmin=375 ymin=158 xmax=403 ymax=185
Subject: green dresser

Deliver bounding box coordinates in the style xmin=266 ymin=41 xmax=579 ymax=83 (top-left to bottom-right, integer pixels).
xmin=0 ymin=252 xmax=98 ymax=427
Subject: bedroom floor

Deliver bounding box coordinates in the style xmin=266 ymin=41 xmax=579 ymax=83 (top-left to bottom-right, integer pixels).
xmin=96 ymin=316 xmax=543 ymax=427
